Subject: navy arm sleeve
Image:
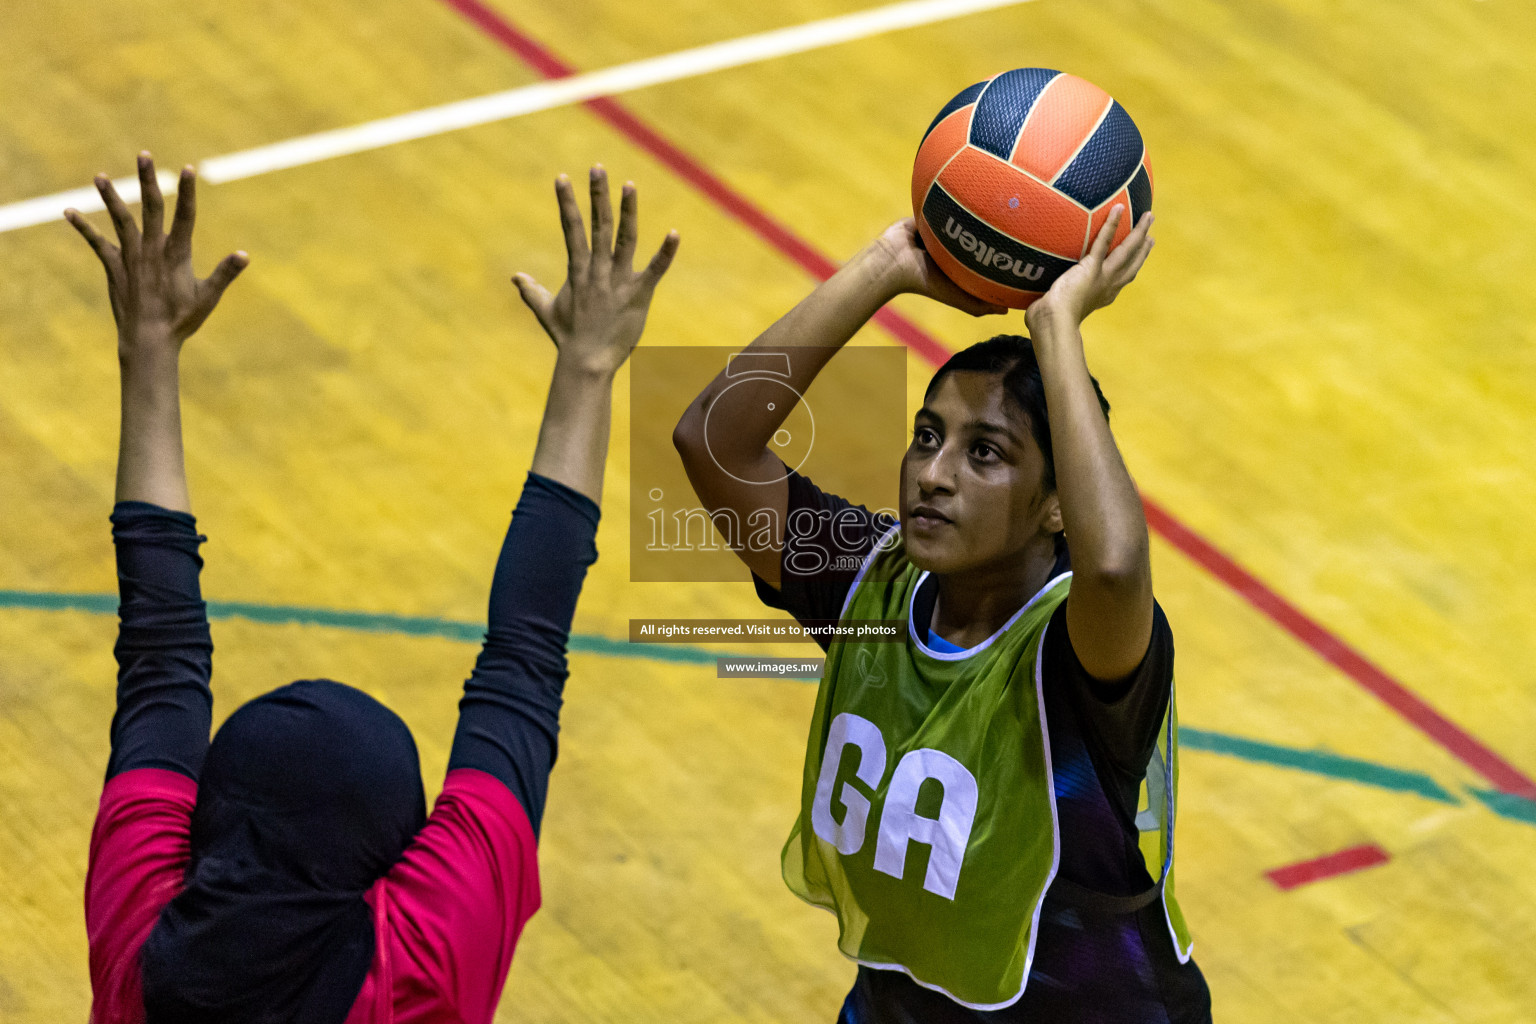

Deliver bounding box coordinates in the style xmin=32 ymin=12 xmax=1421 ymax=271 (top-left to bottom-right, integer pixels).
xmin=107 ymin=502 xmax=215 ymax=781
xmin=447 ymin=472 xmax=600 ymax=837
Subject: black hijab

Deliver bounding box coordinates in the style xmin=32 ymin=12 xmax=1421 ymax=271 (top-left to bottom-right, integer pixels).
xmin=141 ymin=679 xmax=427 ymax=1024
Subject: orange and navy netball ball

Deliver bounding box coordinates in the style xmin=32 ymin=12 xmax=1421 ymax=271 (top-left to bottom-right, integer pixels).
xmin=912 ymin=69 xmax=1153 ymax=309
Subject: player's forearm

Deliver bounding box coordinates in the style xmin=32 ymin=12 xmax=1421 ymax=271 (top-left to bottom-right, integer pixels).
xmin=108 ymin=502 xmax=213 ymax=780
xmin=1030 ymin=313 xmax=1149 ymax=585
xmin=676 ymin=242 xmax=902 ymax=461
xmin=454 ymin=471 xmax=599 ymax=832
xmin=115 ymin=344 xmax=192 ymax=514
xmin=528 ymin=358 xmax=619 ymax=506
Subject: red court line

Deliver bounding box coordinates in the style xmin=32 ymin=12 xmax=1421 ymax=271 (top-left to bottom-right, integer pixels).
xmin=1265 ymin=844 xmax=1390 ymax=890
xmin=437 ymin=0 xmax=1536 ymax=802
xmin=1143 ymin=500 xmax=1536 ymax=800
xmin=440 ymin=0 xmax=953 ymax=368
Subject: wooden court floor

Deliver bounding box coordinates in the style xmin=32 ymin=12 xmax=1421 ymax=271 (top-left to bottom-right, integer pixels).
xmin=2 ymin=0 xmax=1534 ymax=1020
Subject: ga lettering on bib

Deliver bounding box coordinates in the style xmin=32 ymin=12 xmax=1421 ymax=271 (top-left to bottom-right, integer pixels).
xmin=782 ymin=527 xmax=1191 ymax=1009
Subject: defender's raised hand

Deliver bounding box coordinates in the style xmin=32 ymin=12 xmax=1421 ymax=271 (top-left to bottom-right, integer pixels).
xmin=66 ymin=152 xmax=247 ymax=513
xmin=65 ymin=152 xmax=247 ymax=358
xmin=513 ymin=167 xmax=679 ymax=378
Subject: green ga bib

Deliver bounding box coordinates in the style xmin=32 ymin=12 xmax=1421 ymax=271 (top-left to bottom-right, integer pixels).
xmin=782 ymin=527 xmax=1192 ymax=1008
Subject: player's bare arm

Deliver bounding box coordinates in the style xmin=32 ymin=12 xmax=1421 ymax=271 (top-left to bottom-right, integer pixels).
xmin=515 ymin=166 xmax=679 ymax=506
xmin=65 ymin=152 xmax=248 ymax=514
xmin=672 ymin=218 xmax=1003 ymax=587
xmin=1025 ymin=204 xmax=1158 ymax=681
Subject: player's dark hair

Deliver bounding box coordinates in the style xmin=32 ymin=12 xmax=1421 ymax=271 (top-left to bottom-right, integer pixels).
xmin=924 ymin=333 xmax=1111 ymax=494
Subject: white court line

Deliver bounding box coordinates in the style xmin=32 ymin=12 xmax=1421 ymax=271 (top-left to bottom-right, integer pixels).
xmin=1 ymin=171 xmax=182 ymax=235
xmin=0 ymin=0 xmax=1036 ymax=234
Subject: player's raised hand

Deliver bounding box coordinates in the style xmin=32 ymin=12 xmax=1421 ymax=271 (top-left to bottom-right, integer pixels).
xmin=1026 ymin=205 xmax=1153 ymax=332
xmin=875 ymin=217 xmax=1007 ymax=317
xmin=65 ymin=152 xmax=248 ymax=361
xmin=513 ymin=166 xmax=679 ymax=377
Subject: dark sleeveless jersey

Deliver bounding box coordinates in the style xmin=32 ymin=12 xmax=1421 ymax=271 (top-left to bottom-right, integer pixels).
xmin=753 ymin=470 xmax=1212 ymax=1024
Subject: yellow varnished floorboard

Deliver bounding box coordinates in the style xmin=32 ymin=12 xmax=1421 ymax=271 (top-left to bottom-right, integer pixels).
xmin=2 ymin=0 xmax=1534 ymax=1020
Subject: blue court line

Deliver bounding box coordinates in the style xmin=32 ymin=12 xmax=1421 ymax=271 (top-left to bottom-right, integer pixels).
xmin=4 ymin=588 xmax=1527 ymax=822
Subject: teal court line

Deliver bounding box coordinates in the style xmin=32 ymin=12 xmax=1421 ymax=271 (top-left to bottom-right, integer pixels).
xmin=5 ymin=588 xmax=1534 ymax=828
xmin=1467 ymin=788 xmax=1536 ymax=826
xmin=1178 ymin=728 xmax=1459 ymax=804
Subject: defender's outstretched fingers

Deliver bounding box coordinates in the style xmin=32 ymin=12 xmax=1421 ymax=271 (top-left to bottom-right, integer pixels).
xmin=554 ymin=175 xmax=589 ymax=277
xmin=613 ymin=182 xmax=639 ymax=272
xmin=65 ymin=210 xmax=121 ymax=275
xmin=641 ymin=230 xmax=681 ymax=290
xmin=203 ymin=251 xmax=250 ymax=302
xmin=166 ymin=167 xmax=199 ymax=264
xmin=137 ymin=153 xmax=164 ymax=243
xmin=96 ymin=175 xmax=140 ymax=259
xmin=512 ymin=272 xmax=556 ymax=336
xmin=589 ymin=166 xmax=614 ymax=261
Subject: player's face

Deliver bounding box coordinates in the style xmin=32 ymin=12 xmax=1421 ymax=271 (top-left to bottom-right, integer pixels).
xmin=900 ymin=371 xmax=1059 ymax=575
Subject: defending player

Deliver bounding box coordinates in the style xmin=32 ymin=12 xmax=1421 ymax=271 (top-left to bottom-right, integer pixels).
xmin=68 ymin=154 xmax=676 ymax=1023
xmin=673 ymin=210 xmax=1212 ymax=1021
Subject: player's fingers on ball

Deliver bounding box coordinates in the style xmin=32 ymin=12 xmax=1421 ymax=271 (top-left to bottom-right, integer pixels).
xmin=947 ymin=282 xmax=1004 ymax=316
xmin=614 ymin=182 xmax=639 ymax=269
xmin=1112 ymin=212 xmax=1150 ymax=260
xmin=1103 ymin=233 xmax=1137 ymax=275
xmin=167 ymin=167 xmax=199 ymax=262
xmin=554 ymin=175 xmax=589 ymax=271
xmin=1109 ymin=211 xmax=1153 ymax=271
xmin=1128 ymin=213 xmax=1155 ymax=254
xmin=96 ymin=175 xmax=141 ymax=254
xmin=1089 ymin=205 xmax=1124 ymax=261
xmin=1119 ymin=234 xmax=1155 ymax=282
xmin=137 ymin=152 xmax=165 ymax=242
xmin=589 ymin=166 xmax=614 ymax=260
xmin=1129 ymin=249 xmax=1154 ymax=285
